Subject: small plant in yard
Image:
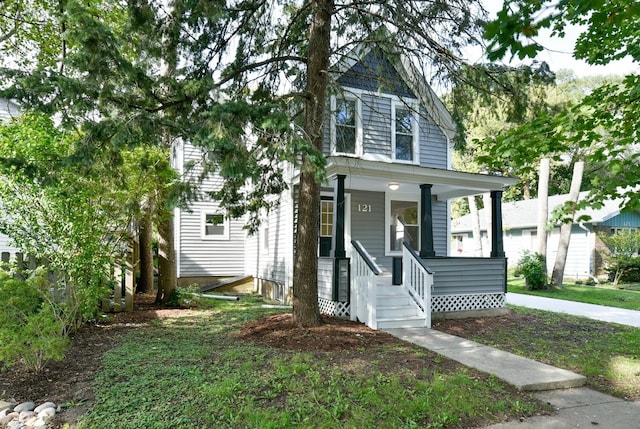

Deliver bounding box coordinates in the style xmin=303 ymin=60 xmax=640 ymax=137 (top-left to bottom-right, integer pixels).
xmin=516 ymin=251 xmax=547 ymax=290
xmin=0 ymin=268 xmax=69 ymax=372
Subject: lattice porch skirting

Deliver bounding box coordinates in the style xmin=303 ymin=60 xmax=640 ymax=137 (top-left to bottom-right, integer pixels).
xmin=430 ymin=293 xmax=505 ymax=313
xmin=318 ymin=298 xmax=350 ymax=319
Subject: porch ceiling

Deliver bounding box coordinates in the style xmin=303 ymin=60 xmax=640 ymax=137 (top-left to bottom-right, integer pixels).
xmin=320 ymin=157 xmax=519 ymax=201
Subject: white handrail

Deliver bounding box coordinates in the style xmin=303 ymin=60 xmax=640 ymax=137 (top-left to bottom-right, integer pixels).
xmin=350 ymin=240 xmax=381 ymax=329
xmin=402 ymin=242 xmax=434 ymax=328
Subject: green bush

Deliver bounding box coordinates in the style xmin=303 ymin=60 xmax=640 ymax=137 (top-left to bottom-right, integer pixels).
xmin=0 ymin=268 xmax=69 ymax=372
xmin=599 ymin=230 xmax=640 ymax=285
xmin=605 ymin=255 xmax=640 ymax=284
xmin=516 ymin=251 xmax=547 ymax=290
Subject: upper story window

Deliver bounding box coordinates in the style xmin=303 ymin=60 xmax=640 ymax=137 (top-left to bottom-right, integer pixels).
xmin=332 ymin=96 xmax=361 ymax=155
xmin=393 ymin=103 xmax=418 ymax=163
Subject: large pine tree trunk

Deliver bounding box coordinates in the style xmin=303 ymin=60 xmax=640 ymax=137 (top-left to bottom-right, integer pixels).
xmin=551 ymin=161 xmax=584 ymax=288
xmin=156 ymin=212 xmax=177 ymax=303
xmin=536 ymin=158 xmax=550 ymax=280
xmin=154 ymin=0 xmax=180 ymax=304
xmin=292 ymin=0 xmax=332 ymax=327
xmin=138 ymin=209 xmax=155 ymax=294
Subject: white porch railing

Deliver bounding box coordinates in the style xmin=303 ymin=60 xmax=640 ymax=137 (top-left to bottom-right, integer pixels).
xmin=350 ymin=240 xmax=382 ymax=329
xmin=402 ymin=241 xmax=434 ymax=328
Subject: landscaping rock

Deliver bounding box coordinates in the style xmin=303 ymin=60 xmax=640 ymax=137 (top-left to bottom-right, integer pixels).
xmin=12 ymin=403 xmax=34 ymax=413
xmin=32 ymin=404 xmax=54 ymax=415
xmin=0 ymin=401 xmax=59 ymax=429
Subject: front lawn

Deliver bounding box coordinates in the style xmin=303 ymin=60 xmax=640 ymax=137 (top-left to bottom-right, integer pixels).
xmin=508 ymin=277 xmax=640 ymax=310
xmin=77 ymin=296 xmax=545 ymax=429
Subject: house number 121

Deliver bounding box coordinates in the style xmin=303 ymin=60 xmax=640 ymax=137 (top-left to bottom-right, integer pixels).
xmin=357 ymin=204 xmax=372 ymax=212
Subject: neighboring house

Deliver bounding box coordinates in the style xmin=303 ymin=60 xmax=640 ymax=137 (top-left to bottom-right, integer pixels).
xmin=175 ymin=41 xmax=518 ymax=329
xmin=451 ymin=192 xmax=640 ymax=280
xmin=0 ymin=99 xmax=22 ymax=259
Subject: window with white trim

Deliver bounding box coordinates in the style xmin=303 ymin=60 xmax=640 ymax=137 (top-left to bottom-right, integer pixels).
xmin=392 ymin=102 xmax=418 ymax=162
xmin=319 ymin=197 xmax=333 ymax=257
xmin=202 ymin=212 xmax=229 ymax=240
xmin=332 ymin=96 xmax=360 ymax=155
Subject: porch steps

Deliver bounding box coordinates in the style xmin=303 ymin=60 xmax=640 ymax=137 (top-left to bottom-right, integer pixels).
xmin=376 ymin=284 xmax=427 ymax=329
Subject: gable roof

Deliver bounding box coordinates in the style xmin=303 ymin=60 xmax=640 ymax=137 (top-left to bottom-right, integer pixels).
xmin=329 ymin=32 xmax=457 ymax=141
xmin=451 ymin=192 xmax=629 ymax=233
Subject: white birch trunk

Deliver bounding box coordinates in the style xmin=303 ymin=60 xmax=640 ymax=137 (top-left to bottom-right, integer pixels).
xmin=551 ymin=161 xmax=584 ymax=288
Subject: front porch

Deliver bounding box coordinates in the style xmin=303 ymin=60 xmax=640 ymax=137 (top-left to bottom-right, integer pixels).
xmin=314 ymin=158 xmax=516 ymax=330
xmin=319 ymin=240 xmax=508 ymax=329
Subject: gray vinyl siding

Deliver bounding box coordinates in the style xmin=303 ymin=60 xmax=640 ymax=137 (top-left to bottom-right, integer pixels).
xmin=419 ymin=111 xmax=448 ymax=169
xmin=361 ymin=94 xmax=391 ymax=157
xmin=178 ymin=142 xmax=246 ymax=277
xmin=336 ymin=49 xmax=415 ymax=98
xmin=424 ymin=257 xmax=506 ymax=295
xmin=178 ymin=201 xmax=246 ymax=276
xmin=350 ymin=190 xmax=388 ymax=268
xmin=433 ymin=199 xmax=448 ymax=255
xmin=246 ymin=176 xmax=294 ymax=287
xmin=347 ymin=191 xmax=448 ymax=270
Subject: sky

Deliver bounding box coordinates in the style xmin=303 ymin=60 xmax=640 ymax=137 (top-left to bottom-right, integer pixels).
xmin=476 ymin=0 xmax=639 ymax=78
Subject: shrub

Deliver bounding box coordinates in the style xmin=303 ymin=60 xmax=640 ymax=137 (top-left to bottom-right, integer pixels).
xmin=0 ymin=268 xmax=69 ymax=372
xmin=516 ymin=251 xmax=547 ymax=290
xmin=599 ymin=230 xmax=640 ymax=285
xmin=604 ymin=255 xmax=640 ymax=284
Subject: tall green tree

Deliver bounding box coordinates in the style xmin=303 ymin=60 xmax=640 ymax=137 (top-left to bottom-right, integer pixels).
xmin=483 ymin=0 xmax=640 ymax=211
xmin=0 ymin=0 xmax=295 ymax=304
xmin=2 ymin=0 xmax=541 ymax=326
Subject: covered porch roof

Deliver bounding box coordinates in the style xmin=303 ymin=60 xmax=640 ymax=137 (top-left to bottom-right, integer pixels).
xmin=319 ymin=157 xmax=519 ymax=200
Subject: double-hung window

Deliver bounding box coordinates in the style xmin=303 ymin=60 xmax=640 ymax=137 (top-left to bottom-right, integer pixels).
xmin=202 ymin=212 xmax=229 ymax=240
xmin=393 ymin=103 xmax=418 ymax=162
xmin=333 ymin=96 xmax=360 ymax=155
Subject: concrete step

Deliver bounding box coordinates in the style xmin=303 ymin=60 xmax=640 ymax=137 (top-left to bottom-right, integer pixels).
xmin=377 ymin=316 xmax=428 ymax=329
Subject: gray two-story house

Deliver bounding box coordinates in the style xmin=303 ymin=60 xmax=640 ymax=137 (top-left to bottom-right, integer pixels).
xmin=174 ymin=43 xmax=517 ymax=329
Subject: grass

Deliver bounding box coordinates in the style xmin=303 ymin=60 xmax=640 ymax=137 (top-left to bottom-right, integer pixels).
xmin=462 ymin=306 xmax=640 ymax=401
xmin=78 ymin=296 xmax=544 ymax=429
xmin=508 ymin=277 xmax=640 ymax=310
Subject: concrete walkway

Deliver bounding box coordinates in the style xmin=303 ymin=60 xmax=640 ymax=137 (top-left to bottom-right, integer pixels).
xmin=484 ymin=388 xmax=640 ymax=428
xmin=506 ymin=293 xmax=640 ymax=327
xmin=384 ymin=328 xmax=586 ymax=391
xmin=383 ymin=295 xmax=640 ymax=428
